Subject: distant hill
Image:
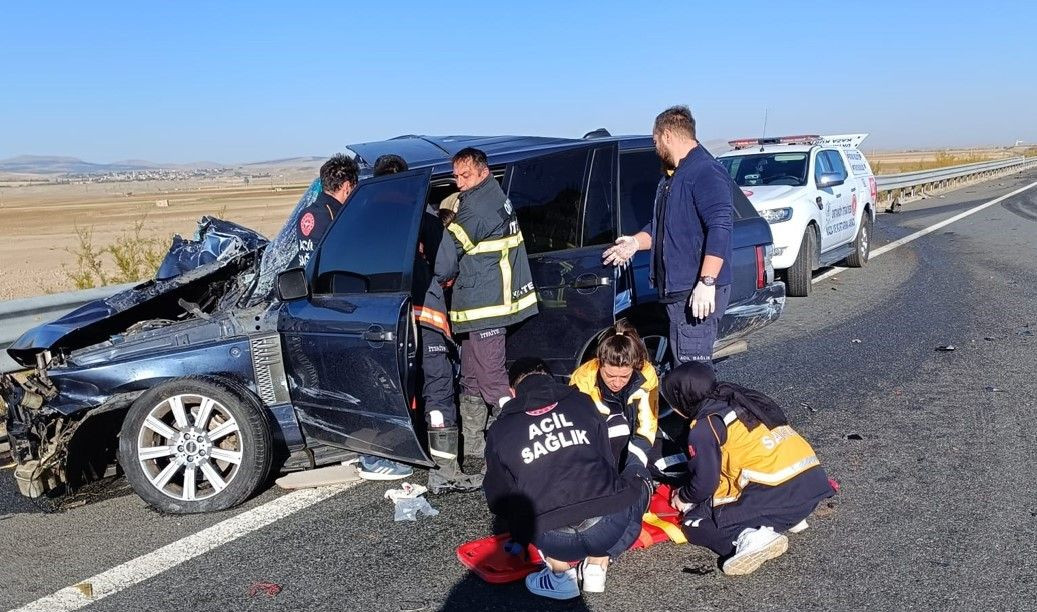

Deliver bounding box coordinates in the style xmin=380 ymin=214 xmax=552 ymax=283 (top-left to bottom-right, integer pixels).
xmin=0 ymin=154 xmax=332 ymax=176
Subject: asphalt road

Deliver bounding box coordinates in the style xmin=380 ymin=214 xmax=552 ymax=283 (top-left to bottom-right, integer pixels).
xmin=2 ymin=171 xmax=1036 ymax=611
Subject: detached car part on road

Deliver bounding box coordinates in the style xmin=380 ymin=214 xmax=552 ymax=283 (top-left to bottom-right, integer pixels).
xmin=1 ymin=133 xmax=785 ymax=513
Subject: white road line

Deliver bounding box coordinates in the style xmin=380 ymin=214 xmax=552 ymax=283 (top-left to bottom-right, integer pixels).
xmin=813 ymin=179 xmax=1037 ymax=285
xmin=13 ymin=482 xmax=357 ymax=612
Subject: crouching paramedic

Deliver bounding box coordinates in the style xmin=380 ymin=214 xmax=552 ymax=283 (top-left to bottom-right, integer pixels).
xmin=661 ymin=362 xmax=835 ymax=576
xmin=484 ymin=358 xmax=651 ymax=600
xmin=447 ymin=147 xmax=538 ymax=458
xmin=569 ymin=320 xmax=658 ymax=480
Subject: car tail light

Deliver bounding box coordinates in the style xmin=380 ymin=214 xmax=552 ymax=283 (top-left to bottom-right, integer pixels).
xmin=869 ymin=176 xmax=878 ymax=203
xmin=755 ymin=245 xmax=766 ymax=290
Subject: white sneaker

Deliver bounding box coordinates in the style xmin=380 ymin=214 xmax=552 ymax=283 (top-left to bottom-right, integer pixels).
xmin=788 ymin=519 xmax=809 ymax=534
xmin=525 ymin=566 xmax=580 ymax=600
xmin=722 ymin=526 xmax=789 ymax=576
xmin=580 ymin=561 xmax=607 ymax=593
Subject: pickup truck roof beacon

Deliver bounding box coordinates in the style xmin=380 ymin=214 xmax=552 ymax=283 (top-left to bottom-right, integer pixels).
xmin=718 ymin=134 xmax=876 ymax=297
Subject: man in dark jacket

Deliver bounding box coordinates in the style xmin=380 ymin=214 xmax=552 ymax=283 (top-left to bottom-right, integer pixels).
xmin=484 ymin=358 xmax=650 ymax=599
xmin=292 ymin=154 xmax=358 ymax=268
xmin=447 ymin=148 xmax=539 ymax=459
xmin=603 ymin=106 xmax=734 ymax=365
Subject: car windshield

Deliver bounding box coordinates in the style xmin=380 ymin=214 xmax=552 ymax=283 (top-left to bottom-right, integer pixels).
xmin=719 ymin=153 xmax=809 ymax=187
xmin=245 ymin=178 xmax=324 ymax=306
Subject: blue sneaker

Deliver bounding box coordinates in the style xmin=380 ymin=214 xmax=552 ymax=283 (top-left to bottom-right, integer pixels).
xmin=358 ymin=455 xmax=413 ymax=481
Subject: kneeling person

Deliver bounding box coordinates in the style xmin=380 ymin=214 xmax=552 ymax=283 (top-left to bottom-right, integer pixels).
xmin=484 ymin=359 xmax=650 ymax=600
xmin=662 ymin=362 xmax=835 ymax=576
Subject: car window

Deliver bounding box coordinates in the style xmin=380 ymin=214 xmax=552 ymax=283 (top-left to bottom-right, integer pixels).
xmin=719 ymin=153 xmax=809 ymax=187
xmin=619 ymin=149 xmax=661 ymax=234
xmin=582 ymin=147 xmax=615 ymax=247
xmin=824 ymin=150 xmax=848 ymax=179
xmin=507 ymin=148 xmax=590 ymax=254
xmin=313 ymin=172 xmax=426 ymax=294
xmin=814 ymin=150 xmax=833 ymax=183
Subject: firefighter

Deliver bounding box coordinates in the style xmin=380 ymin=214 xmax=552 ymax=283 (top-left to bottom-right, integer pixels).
xmin=445 ymin=147 xmax=538 ymax=459
xmin=661 ymin=362 xmax=835 ymax=575
xmin=292 ymin=154 xmax=358 ymax=268
xmin=361 ymin=155 xmax=481 ymax=492
xmin=568 ymin=320 xmax=658 ymax=480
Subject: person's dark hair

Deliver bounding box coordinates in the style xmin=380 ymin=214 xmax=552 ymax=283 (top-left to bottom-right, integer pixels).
xmin=451 ymin=147 xmax=488 ymax=168
xmin=508 ymin=357 xmax=552 ymax=388
xmin=320 ymin=154 xmax=359 ymax=193
xmin=373 ymin=154 xmax=409 ymax=177
xmin=596 ymin=319 xmax=649 ymax=371
xmin=438 ymin=209 xmax=456 ymax=227
xmin=653 ymin=105 xmax=697 ymax=140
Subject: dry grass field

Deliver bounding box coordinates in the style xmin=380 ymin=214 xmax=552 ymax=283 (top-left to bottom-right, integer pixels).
xmin=0 ymin=180 xmax=308 ymax=299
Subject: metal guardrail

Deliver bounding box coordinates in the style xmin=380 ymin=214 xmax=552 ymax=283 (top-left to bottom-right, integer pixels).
xmin=0 ymin=282 xmax=136 ymax=372
xmin=875 ymin=156 xmax=1037 ymax=203
xmin=1 ymin=155 xmax=1035 ymax=372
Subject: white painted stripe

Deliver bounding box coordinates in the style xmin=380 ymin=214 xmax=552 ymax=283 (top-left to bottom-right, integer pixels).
xmin=14 ymin=483 xmax=355 ymax=612
xmin=813 ymin=179 xmax=1037 ymax=285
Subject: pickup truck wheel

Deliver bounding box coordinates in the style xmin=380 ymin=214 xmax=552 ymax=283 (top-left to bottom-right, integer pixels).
xmin=846 ymin=214 xmax=872 ymax=267
xmin=119 ymin=377 xmax=272 ymax=514
xmin=786 ymin=230 xmax=815 ymax=297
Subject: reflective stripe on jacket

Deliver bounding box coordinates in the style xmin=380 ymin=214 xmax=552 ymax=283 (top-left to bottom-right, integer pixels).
xmin=447 ymin=176 xmax=538 ymax=333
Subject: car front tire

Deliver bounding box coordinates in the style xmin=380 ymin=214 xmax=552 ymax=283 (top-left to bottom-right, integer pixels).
xmin=118 ymin=376 xmax=272 ymax=514
xmin=786 ymin=229 xmax=815 ymax=297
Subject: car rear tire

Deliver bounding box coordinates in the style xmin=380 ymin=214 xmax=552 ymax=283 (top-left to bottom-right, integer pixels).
xmin=118 ymin=376 xmax=272 ymax=514
xmin=846 ymin=214 xmax=872 ymax=268
xmin=786 ymin=229 xmax=815 ymax=297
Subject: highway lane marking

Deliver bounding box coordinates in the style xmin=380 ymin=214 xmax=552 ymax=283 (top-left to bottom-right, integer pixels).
xmin=814 ymin=179 xmax=1037 ymax=284
xmin=13 ymin=482 xmax=358 ymax=612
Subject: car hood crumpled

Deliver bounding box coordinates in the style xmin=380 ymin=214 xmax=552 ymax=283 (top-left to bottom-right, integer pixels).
xmin=7 ymin=217 xmax=269 ymax=367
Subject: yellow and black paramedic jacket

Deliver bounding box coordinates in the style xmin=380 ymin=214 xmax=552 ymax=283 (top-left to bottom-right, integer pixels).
xmin=675 ymin=399 xmax=821 ymax=507
xmin=446 ymin=175 xmax=538 ymax=334
xmin=570 ymin=359 xmax=658 ymax=478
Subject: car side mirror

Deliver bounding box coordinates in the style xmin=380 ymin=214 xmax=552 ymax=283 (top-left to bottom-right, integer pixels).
xmin=817 ymin=173 xmax=845 ymax=188
xmin=277 ymin=268 xmax=310 ymax=301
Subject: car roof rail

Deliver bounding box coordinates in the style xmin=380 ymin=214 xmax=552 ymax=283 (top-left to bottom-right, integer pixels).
xmin=583 ymin=128 xmax=612 ymax=139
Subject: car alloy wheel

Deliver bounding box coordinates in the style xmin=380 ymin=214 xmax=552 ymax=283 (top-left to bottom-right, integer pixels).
xmin=641 ymin=334 xmax=674 ymax=377
xmin=136 ymin=393 xmax=243 ymax=502
xmin=859 ymin=225 xmax=869 ymax=259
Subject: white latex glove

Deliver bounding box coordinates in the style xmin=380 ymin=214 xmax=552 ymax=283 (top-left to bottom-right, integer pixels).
xmin=689 ymin=282 xmax=716 ymax=319
xmin=602 ymin=235 xmax=639 ymax=267
xmin=670 ymin=488 xmax=694 ymax=514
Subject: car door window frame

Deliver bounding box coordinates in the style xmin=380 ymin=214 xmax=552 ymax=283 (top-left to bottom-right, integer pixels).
xmin=505 ymin=146 xmax=593 ymax=255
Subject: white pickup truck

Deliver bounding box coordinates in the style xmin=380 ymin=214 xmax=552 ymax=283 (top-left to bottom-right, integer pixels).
xmin=717 ymin=134 xmax=877 ymax=297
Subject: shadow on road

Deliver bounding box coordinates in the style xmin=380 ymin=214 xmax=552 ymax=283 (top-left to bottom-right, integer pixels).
xmin=437 ymin=571 xmax=590 ymax=612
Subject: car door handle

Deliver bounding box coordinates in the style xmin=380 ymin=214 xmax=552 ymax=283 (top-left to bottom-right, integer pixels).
xmin=363 ymin=327 xmax=394 ymax=343
xmin=572 ymin=274 xmax=611 ymax=289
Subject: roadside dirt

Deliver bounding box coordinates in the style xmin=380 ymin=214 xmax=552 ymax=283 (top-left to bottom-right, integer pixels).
xmin=0 ymin=181 xmax=307 ymax=300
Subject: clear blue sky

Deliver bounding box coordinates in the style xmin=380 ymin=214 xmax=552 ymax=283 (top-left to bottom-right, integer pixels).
xmin=2 ymin=1 xmax=1034 ymax=163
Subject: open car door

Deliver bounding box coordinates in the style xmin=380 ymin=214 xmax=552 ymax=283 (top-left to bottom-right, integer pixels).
xmin=279 ymin=168 xmax=433 ymax=466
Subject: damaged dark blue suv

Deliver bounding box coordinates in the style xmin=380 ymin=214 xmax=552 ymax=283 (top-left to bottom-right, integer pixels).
xmin=0 ymin=133 xmax=784 ymax=513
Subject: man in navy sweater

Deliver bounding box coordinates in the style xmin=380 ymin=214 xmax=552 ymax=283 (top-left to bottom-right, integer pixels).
xmin=603 ymin=105 xmax=734 ymax=365
xmin=484 ymin=359 xmax=651 ymax=599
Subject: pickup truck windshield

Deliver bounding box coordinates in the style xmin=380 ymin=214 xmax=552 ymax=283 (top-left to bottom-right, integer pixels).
xmin=719 ymin=153 xmax=809 ymax=187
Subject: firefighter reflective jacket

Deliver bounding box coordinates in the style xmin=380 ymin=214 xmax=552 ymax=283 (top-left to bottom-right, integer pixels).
xmin=413 ymin=208 xmax=457 ymax=338
xmin=677 ymin=400 xmax=820 ymax=507
xmin=570 ymin=359 xmax=658 ymax=478
xmin=446 ymin=175 xmax=538 ymax=334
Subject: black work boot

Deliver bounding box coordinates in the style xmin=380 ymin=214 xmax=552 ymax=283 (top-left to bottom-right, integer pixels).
xmin=458 ymin=394 xmax=488 ymax=458
xmin=427 ymin=427 xmax=483 ymax=495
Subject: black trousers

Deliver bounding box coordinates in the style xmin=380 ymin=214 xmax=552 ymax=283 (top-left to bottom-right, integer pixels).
xmin=421 ymin=328 xmax=457 ymax=427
